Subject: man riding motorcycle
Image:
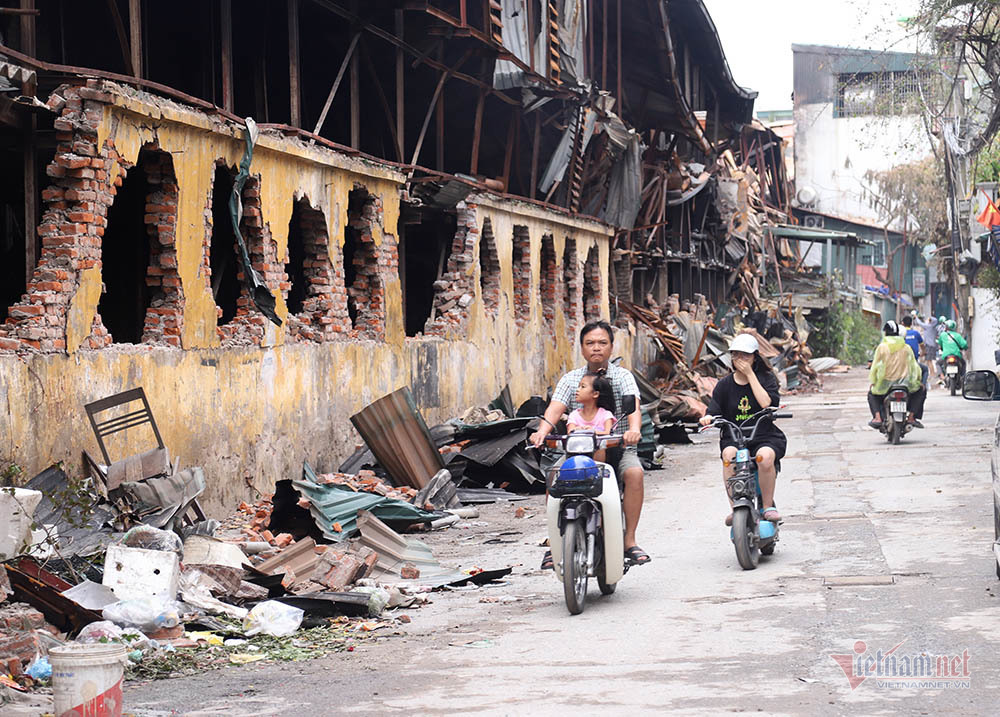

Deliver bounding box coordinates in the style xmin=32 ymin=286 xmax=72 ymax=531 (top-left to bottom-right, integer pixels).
xmin=868 ymin=320 xmax=926 ymax=430
xmin=937 ymin=319 xmax=968 ymax=380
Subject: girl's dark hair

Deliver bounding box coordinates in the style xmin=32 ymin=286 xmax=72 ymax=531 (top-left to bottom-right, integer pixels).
xmin=751 ymin=353 xmax=773 ymax=375
xmin=585 ymin=372 xmax=616 ymax=413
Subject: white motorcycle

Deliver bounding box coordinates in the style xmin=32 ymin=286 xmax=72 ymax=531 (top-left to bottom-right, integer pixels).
xmin=540 ymin=396 xmax=635 ymax=615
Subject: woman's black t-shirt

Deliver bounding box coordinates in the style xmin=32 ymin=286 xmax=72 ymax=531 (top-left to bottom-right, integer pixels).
xmin=706 ymin=370 xmax=786 ymax=455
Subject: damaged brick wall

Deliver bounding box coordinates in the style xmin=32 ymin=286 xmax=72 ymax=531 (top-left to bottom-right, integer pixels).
xmin=140 ymin=149 xmax=183 ymax=346
xmin=345 ymin=186 xmax=394 ymax=341
xmin=562 ymin=237 xmax=582 ymax=331
xmin=511 ymin=225 xmax=531 ymax=326
xmin=539 ymin=234 xmax=557 ymax=332
xmin=284 ymin=197 xmax=351 ymax=342
xmin=582 ymin=244 xmax=601 ymax=321
xmin=1 ymin=81 xmax=130 ymax=351
xmin=425 ymin=203 xmax=479 ymax=335
xmin=478 ymin=218 xmax=501 ymax=317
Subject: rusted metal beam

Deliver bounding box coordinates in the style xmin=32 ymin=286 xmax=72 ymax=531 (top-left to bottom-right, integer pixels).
xmin=395 ymin=10 xmax=404 ymax=161
xmin=288 ymin=0 xmax=301 ymax=127
xmin=24 ymin=115 xmax=36 ymax=286
xmin=361 ymin=39 xmax=402 ymax=162
xmin=104 ymin=0 xmax=133 ymax=75
xmin=310 ymin=0 xmax=523 ymax=106
xmin=220 ymin=0 xmax=233 ymax=112
xmin=435 ymin=44 xmax=445 ymax=170
xmin=410 ymin=48 xmax=473 ymax=168
xmin=350 ymin=6 xmax=360 ymax=147
xmin=312 ymin=31 xmax=360 ymax=136
xmin=501 ymin=109 xmax=515 ymax=190
xmin=529 ymin=112 xmax=540 ymax=198
xmin=470 ymin=88 xmax=486 ymax=175
xmin=129 ymin=0 xmax=142 ymax=78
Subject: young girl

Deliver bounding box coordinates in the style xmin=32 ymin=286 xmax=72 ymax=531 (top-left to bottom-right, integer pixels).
xmin=567 ymin=372 xmax=617 ymax=462
xmin=699 ymin=333 xmax=786 ymax=526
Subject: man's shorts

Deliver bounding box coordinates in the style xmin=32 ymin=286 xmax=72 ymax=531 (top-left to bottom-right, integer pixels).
xmin=611 ymin=449 xmax=642 ymax=476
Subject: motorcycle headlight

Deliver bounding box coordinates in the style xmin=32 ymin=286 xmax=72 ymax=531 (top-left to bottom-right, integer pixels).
xmin=729 ymin=479 xmax=747 ymax=496
xmin=565 ymin=434 xmax=595 ymax=454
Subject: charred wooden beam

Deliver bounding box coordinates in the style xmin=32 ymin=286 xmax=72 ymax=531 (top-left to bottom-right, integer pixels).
xmin=312 ymin=32 xmax=360 ymax=136
xmin=289 ymin=0 xmax=301 ymax=127
xmin=129 ymin=0 xmax=142 ymax=78
xmin=220 ymin=0 xmax=233 ymax=112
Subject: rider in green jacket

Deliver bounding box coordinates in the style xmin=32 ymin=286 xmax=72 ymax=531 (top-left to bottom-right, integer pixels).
xmin=937 ymin=319 xmax=968 ymax=378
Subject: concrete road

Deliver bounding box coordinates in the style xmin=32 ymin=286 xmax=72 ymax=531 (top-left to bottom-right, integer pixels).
xmin=128 ymin=370 xmax=1000 ymax=716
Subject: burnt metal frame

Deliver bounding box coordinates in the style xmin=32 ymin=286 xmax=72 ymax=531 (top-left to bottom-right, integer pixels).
xmin=84 ymin=387 xmax=165 ymax=466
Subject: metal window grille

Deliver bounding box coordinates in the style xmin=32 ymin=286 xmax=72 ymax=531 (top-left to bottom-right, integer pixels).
xmin=835 ymin=71 xmax=929 ymax=118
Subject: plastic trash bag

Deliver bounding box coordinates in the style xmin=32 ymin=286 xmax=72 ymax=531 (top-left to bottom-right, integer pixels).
xmin=102 ymin=597 xmax=182 ymax=632
xmin=242 ymin=600 xmax=303 ymax=637
xmin=350 ymin=585 xmax=390 ymax=617
xmin=25 ymin=656 xmax=51 ymax=680
xmin=76 ymin=620 xmax=124 ymax=643
xmin=119 ymin=525 xmax=184 ymax=558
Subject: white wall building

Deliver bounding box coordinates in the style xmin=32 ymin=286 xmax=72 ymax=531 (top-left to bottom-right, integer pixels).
xmin=792 ymin=44 xmax=933 ymax=226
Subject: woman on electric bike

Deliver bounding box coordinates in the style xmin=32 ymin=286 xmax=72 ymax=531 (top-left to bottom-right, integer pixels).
xmin=699 ymin=333 xmax=786 ymax=526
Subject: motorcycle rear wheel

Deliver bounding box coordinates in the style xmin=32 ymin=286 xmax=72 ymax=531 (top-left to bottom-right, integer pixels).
xmin=732 ymin=508 xmax=760 ymax=570
xmin=951 ymin=375 xmax=958 ymax=396
xmin=890 ymin=420 xmax=902 ymax=445
xmin=562 ymin=518 xmax=588 ymax=614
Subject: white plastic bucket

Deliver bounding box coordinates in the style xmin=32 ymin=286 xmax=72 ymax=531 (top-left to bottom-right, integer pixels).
xmin=49 ymin=643 xmax=127 ymax=717
xmin=0 ymin=487 xmax=43 ymax=559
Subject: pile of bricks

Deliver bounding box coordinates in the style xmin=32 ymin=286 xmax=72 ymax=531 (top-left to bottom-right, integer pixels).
xmin=0 ymin=603 xmax=59 ymax=673
xmin=292 ymin=543 xmax=379 ymax=593
xmin=314 ymin=469 xmax=418 ymax=502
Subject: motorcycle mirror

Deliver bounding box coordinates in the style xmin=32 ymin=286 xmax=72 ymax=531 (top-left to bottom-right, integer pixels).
xmin=963 ymin=370 xmax=1000 ymax=401
xmin=621 ymin=395 xmax=637 ymax=415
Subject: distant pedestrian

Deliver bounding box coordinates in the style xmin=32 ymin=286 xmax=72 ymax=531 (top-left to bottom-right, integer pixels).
xmin=902 ymin=316 xmax=927 ymax=388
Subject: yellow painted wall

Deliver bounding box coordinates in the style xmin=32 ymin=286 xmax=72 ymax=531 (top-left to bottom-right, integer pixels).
xmin=0 ymin=91 xmax=633 ymax=514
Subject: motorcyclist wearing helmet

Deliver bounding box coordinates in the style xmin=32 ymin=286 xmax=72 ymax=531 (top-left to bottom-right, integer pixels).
xmin=868 ymin=320 xmax=926 ymax=429
xmin=937 ymin=318 xmax=968 ymax=379
xmin=699 ymin=333 xmax=786 ymax=526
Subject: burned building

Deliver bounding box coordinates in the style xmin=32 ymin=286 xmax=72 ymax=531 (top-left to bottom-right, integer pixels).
xmin=0 ymin=1 xmax=760 ymax=510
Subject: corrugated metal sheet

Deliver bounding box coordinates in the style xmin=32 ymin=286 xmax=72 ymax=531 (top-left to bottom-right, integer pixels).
xmin=557 ymin=0 xmax=586 ymax=84
xmin=290 ymin=464 xmax=437 ymax=543
xmin=357 ymin=511 xmax=468 ymax=587
xmin=539 ymin=108 xmax=596 ymax=194
xmin=494 ymin=0 xmax=532 ymax=90
xmin=253 ymin=537 xmax=319 ymax=577
xmin=602 ymin=133 xmax=642 ymax=229
xmin=350 ymin=388 xmax=444 ymax=489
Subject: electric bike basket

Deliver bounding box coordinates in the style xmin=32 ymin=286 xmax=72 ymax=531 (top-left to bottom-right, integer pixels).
xmin=549 ymin=455 xmax=604 ymax=498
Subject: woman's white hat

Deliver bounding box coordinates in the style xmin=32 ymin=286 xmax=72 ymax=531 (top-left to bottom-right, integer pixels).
xmin=729 ymin=333 xmax=759 ymax=354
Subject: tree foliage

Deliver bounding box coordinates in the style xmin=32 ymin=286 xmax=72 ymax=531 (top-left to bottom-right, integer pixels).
xmin=864 ymin=155 xmax=949 ymax=245
xmin=909 ymin=1 xmax=1000 ymax=157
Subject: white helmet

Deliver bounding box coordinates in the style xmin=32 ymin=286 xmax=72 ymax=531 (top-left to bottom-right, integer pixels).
xmin=729 ymin=333 xmax=760 ymax=354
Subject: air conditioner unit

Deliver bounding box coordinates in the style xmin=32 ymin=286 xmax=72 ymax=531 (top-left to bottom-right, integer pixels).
xmin=795 ymin=186 xmax=818 ymax=207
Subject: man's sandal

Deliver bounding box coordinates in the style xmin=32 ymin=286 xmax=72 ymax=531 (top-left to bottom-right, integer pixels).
xmin=725 ymin=513 xmax=733 ymax=526
xmin=624 ymin=546 xmax=652 ymax=565
xmin=762 ymin=507 xmax=781 ymax=522
xmin=540 ymin=550 xmax=554 ymax=570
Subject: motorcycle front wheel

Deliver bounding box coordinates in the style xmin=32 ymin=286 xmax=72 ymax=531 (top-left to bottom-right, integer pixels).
xmin=562 ymin=518 xmax=588 ymax=614
xmin=732 ymin=508 xmax=760 ymax=570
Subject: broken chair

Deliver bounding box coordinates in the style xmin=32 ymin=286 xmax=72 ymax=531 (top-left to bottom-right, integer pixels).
xmin=83 ymin=387 xmax=206 ymax=526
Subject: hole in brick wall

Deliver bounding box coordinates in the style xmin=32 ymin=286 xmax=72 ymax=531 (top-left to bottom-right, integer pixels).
xmin=583 ymin=244 xmax=601 ymax=320
xmin=539 ymin=234 xmax=556 ymax=329
xmin=400 ymin=206 xmax=455 ymax=337
xmin=209 ymin=164 xmax=241 ymax=325
xmin=98 ymin=156 xmax=152 ymax=344
xmin=562 ymin=237 xmax=580 ymax=329
xmin=344 ymin=187 xmax=383 ymax=336
xmin=511 ymin=225 xmax=531 ymax=325
xmin=284 ymin=200 xmax=310 ymax=315
xmin=479 ymin=218 xmax=501 ymax=316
